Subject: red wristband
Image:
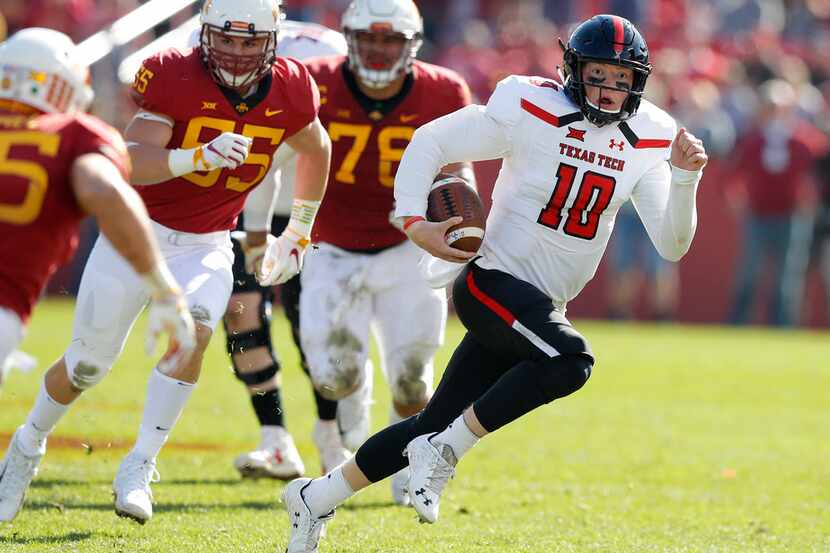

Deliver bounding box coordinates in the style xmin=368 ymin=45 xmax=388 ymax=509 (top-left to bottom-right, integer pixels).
xmin=403 ymin=216 xmax=425 ymax=231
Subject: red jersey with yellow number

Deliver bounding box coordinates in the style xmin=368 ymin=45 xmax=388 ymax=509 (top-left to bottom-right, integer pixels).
xmin=131 ymin=48 xmax=320 ymax=233
xmin=0 ymin=109 xmax=130 ymax=322
xmin=307 ymin=56 xmax=471 ymax=250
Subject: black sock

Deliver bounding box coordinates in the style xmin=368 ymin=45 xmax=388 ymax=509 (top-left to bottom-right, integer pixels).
xmin=314 ymin=388 xmax=338 ymax=421
xmin=251 ymin=388 xmax=284 ymax=427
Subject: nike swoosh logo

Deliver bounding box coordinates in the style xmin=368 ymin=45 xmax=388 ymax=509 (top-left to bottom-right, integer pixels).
xmin=400 ymin=114 xmax=418 ymax=123
xmin=155 ymin=426 xmax=170 ymax=432
xmin=265 ymin=108 xmax=283 ymax=117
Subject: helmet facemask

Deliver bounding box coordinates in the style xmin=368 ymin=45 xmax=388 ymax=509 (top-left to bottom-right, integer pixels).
xmin=344 ymin=25 xmax=421 ymax=89
xmin=200 ymin=23 xmax=276 ymax=92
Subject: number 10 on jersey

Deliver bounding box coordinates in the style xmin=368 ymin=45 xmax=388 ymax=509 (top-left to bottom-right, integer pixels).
xmin=537 ymin=163 xmax=616 ymax=240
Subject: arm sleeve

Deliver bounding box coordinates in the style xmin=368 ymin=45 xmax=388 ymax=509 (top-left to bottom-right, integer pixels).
xmin=243 ymin=172 xmax=278 ymax=231
xmin=394 ymin=104 xmax=511 ymax=218
xmin=243 ymin=144 xmax=298 ymax=229
xmin=631 ymin=163 xmax=702 ymax=262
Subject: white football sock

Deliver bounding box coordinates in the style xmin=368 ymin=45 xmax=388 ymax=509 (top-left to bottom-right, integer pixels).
xmin=430 ymin=414 xmax=480 ymax=462
xmin=302 ymin=465 xmax=355 ymax=517
xmin=133 ymin=368 xmax=195 ymax=460
xmin=19 ymin=380 xmax=69 ymax=456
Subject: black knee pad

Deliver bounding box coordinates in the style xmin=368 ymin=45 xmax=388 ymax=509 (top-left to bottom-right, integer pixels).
xmin=225 ymin=296 xmax=281 ymax=384
xmin=234 ymin=362 xmax=279 ymax=386
xmin=225 ymin=295 xmax=274 ymax=356
xmin=536 ymin=354 xmax=593 ymax=402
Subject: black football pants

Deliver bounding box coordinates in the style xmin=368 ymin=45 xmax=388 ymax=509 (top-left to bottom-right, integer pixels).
xmin=355 ymin=262 xmax=594 ymax=482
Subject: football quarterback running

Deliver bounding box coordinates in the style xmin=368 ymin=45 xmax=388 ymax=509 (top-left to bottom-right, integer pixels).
xmin=279 ymin=14 xmax=707 ymax=552
xmin=0 ymin=28 xmax=195 ymax=522
xmin=260 ymin=0 xmax=474 ymax=507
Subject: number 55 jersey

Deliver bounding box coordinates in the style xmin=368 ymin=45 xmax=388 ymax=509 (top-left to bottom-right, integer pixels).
xmin=0 ymin=110 xmax=130 ymax=322
xmin=130 ymin=48 xmax=320 ymax=233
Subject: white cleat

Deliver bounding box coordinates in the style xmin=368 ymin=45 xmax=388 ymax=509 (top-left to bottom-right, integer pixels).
xmin=113 ymin=452 xmax=159 ymax=524
xmin=312 ymin=421 xmax=351 ymax=475
xmin=234 ymin=426 xmax=305 ymax=480
xmin=0 ymin=427 xmax=43 ymax=522
xmin=282 ymin=477 xmax=335 ymax=553
xmin=336 ymin=363 xmax=373 ymax=452
xmin=390 ymin=467 xmax=411 ymax=507
xmin=405 ymin=434 xmax=456 ymax=524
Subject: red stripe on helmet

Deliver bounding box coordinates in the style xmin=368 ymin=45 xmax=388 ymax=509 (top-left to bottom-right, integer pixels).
xmin=612 ymin=16 xmax=625 ymax=55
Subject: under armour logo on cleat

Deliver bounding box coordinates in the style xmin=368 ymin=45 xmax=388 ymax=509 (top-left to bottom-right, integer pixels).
xmin=414 ymin=488 xmax=431 ymax=505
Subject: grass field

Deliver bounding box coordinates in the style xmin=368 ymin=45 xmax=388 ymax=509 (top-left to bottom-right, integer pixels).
xmin=0 ymin=299 xmax=828 ymax=553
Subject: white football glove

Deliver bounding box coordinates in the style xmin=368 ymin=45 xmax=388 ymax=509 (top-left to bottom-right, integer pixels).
xmin=142 ymin=266 xmax=197 ymax=374
xmin=231 ymin=230 xmax=276 ymax=275
xmin=256 ymin=230 xmax=308 ymax=286
xmin=196 ymin=132 xmax=252 ymax=171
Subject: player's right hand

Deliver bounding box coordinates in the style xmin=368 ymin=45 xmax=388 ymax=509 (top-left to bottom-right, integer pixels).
xmin=256 ymin=230 xmax=308 ymax=286
xmin=145 ymin=290 xmax=196 ymax=374
xmin=405 ymin=217 xmax=476 ymax=263
xmin=197 ymin=132 xmax=252 ymax=171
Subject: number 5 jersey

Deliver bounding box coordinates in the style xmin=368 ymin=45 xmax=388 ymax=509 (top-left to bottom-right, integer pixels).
xmin=0 ymin=110 xmax=131 ymax=322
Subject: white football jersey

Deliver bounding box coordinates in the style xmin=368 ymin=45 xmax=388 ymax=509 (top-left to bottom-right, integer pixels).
xmin=395 ymin=75 xmax=699 ymax=311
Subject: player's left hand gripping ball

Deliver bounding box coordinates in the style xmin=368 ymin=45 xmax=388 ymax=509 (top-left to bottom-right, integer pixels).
xmin=256 ymin=230 xmax=309 ymax=286
xmin=670 ymin=127 xmax=707 ymax=172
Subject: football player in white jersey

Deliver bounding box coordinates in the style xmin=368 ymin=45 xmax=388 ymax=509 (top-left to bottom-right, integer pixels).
xmin=278 ymin=14 xmax=707 ymax=551
xmin=221 ymin=20 xmax=351 ymax=481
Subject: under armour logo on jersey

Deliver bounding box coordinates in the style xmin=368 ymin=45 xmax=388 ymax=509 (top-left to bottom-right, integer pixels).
xmin=566 ymin=127 xmax=586 ymax=142
xmin=609 ymin=139 xmax=625 ymax=151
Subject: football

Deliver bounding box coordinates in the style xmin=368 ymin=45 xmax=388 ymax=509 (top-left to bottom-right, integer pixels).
xmin=426 ymin=173 xmax=486 ymax=252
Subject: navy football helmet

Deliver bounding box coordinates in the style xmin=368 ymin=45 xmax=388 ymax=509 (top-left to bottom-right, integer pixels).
xmin=559 ymin=14 xmax=651 ymax=126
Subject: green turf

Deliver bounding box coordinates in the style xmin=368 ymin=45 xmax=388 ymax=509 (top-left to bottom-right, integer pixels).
xmin=1 ymin=299 xmax=828 ymax=552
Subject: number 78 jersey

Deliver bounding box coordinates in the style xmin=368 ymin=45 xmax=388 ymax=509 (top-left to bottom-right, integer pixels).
xmin=479 ymin=76 xmax=677 ymax=309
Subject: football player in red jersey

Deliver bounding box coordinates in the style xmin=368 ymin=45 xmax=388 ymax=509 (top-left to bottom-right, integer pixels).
xmin=9 ymin=0 xmax=328 ymax=526
xmin=258 ymin=0 xmax=474 ymax=505
xmin=0 ymin=28 xmax=195 ymax=523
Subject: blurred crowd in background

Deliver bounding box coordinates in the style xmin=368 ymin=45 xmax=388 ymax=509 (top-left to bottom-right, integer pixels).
xmin=1 ymin=0 xmax=829 ymax=328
